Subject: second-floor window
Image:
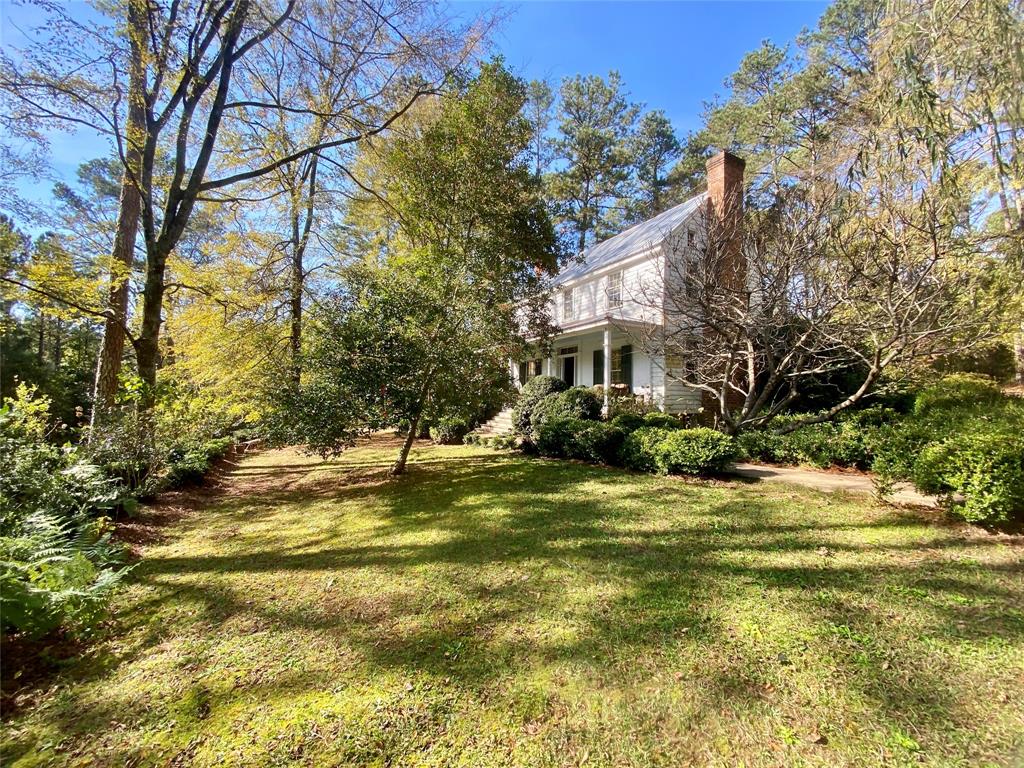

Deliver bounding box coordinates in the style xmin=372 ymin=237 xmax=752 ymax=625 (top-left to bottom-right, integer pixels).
xmin=607 ymin=270 xmax=623 ymax=309
xmin=562 ymin=287 xmax=575 ymax=320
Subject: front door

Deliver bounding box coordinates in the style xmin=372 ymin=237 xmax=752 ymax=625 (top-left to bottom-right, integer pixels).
xmin=561 ymin=355 xmax=576 ymax=386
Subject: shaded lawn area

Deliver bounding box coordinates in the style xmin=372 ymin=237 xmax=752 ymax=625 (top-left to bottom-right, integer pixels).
xmin=3 ymin=437 xmax=1023 ymax=767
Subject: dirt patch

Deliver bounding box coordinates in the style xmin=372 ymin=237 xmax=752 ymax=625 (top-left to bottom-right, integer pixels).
xmin=116 ymin=453 xmax=243 ymax=554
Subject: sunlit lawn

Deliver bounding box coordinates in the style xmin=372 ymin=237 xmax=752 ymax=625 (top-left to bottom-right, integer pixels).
xmin=3 ymin=437 xmax=1023 ymax=767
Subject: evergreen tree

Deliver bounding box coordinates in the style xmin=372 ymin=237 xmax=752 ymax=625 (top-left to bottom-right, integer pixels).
xmin=629 ymin=109 xmax=681 ymax=218
xmin=548 ymin=72 xmax=639 ymax=253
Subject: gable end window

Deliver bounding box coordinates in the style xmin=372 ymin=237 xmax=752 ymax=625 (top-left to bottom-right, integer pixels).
xmin=687 ymin=228 xmax=696 ymax=248
xmin=607 ymin=270 xmax=623 ymax=309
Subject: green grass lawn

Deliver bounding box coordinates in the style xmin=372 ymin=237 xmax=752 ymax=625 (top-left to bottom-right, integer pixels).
xmin=3 ymin=438 xmax=1023 ymax=767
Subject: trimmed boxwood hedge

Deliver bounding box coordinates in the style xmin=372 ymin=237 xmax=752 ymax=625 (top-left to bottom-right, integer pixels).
xmin=654 ymin=428 xmax=738 ymax=475
xmin=621 ymin=426 xmax=736 ymax=475
xmin=535 ymin=418 xmax=626 ymax=465
xmin=911 ymin=432 xmax=1024 ymax=524
xmin=619 ymin=426 xmax=669 ymax=472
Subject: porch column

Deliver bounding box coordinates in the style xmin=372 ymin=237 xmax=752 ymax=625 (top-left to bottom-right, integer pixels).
xmin=546 ymin=355 xmax=554 ymax=377
xmin=603 ymin=327 xmax=612 ymax=414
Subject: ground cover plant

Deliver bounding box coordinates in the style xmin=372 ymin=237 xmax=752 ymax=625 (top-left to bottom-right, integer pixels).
xmin=1 ymin=385 xmax=238 ymax=640
xmin=3 ymin=436 xmax=1022 ymax=767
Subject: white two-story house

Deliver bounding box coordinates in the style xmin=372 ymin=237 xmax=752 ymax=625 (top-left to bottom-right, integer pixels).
xmin=513 ymin=150 xmax=745 ymax=415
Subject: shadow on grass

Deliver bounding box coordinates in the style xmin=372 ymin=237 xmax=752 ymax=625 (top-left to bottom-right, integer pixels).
xmin=10 ymin=442 xmax=1024 ymax=765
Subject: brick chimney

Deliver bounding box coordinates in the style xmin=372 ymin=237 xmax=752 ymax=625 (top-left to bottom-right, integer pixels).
xmin=705 ymin=150 xmax=745 ymax=291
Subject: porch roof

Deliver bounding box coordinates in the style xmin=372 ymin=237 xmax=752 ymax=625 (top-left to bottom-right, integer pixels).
xmin=525 ymin=314 xmax=659 ymax=345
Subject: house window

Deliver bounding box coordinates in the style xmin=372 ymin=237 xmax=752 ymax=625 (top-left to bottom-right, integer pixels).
xmin=518 ymin=359 xmax=543 ymax=384
xmin=610 ymin=344 xmax=632 ymax=389
xmin=685 ymin=258 xmax=700 ymax=299
xmin=611 ymin=349 xmax=623 ymax=383
xmin=687 ymin=228 xmax=696 ymax=248
xmin=667 ymin=344 xmax=698 ymax=380
xmin=562 ymin=287 xmax=575 ymax=321
xmin=607 ymin=270 xmax=623 ymax=309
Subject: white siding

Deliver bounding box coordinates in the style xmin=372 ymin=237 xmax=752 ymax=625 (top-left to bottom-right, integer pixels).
xmin=549 ymin=252 xmax=665 ymax=327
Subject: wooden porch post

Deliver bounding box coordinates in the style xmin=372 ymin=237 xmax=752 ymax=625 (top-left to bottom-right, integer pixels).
xmin=603 ymin=327 xmax=612 ymax=414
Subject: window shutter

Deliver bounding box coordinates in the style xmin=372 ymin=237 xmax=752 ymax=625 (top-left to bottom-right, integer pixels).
xmin=621 ymin=344 xmax=633 ymax=392
xmin=519 ymin=361 xmax=528 ymax=384
xmin=593 ymin=349 xmax=604 ymax=387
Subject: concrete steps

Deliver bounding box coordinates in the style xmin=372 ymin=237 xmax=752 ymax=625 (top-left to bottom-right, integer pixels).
xmin=473 ymin=407 xmax=515 ymax=437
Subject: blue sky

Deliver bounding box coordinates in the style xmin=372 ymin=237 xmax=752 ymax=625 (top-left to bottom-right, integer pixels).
xmin=2 ymin=0 xmax=828 ymax=209
xmin=466 ymin=1 xmax=828 ymax=133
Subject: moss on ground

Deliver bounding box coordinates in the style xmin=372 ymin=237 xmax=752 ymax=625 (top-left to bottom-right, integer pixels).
xmin=2 ymin=437 xmax=1023 ymax=767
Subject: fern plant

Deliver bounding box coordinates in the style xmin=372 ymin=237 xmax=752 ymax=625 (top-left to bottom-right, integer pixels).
xmin=1 ymin=511 xmax=132 ymax=638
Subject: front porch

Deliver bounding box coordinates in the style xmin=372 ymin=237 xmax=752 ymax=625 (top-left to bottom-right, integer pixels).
xmin=514 ymin=320 xmax=655 ymax=412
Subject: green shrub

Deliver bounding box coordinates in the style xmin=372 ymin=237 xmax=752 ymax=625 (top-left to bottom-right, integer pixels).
xmin=490 ymin=433 xmax=518 ymax=451
xmin=395 ymin=419 xmax=432 ymax=439
xmin=0 ymin=386 xmax=133 ymax=639
xmin=429 ymin=418 xmax=470 ymax=445
xmin=737 ymin=418 xmax=871 ymax=469
xmin=609 ymin=413 xmax=645 ymax=433
xmin=529 ymin=386 xmax=601 ymax=434
xmin=737 ymin=429 xmax=797 ymax=465
xmin=932 ymin=341 xmax=1017 ymax=382
xmin=535 ymin=418 xmax=627 ymax=465
xmin=653 ymin=428 xmax=737 ymax=475
xmin=165 ymin=436 xmax=235 ymax=489
xmin=166 ymin=450 xmax=210 ymax=487
xmin=1 ymin=387 xmax=125 ymax=537
xmin=867 ymin=421 xmax=938 ymax=481
xmin=619 ymin=427 xmax=672 ymax=472
xmin=914 ymin=373 xmax=1003 ymax=416
xmin=642 ymin=412 xmax=684 ymax=430
xmin=570 ymin=421 xmax=626 ymax=464
xmin=535 ymin=418 xmax=577 ymax=458
xmin=911 ymin=432 xmax=1024 ymax=524
xmin=511 ymin=375 xmax=568 ymax=434
xmin=607 ymin=391 xmax=659 ymax=419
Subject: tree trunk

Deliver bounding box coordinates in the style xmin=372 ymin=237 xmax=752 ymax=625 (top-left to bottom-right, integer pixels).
xmin=53 ymin=318 xmax=62 ymax=367
xmin=392 ymin=413 xmax=420 ymax=476
xmin=1015 ymin=320 xmax=1024 ymax=386
xmin=289 ymin=201 xmax=303 ymax=385
xmin=135 ymin=246 xmax=169 ymax=411
xmin=391 ymin=369 xmax=435 ymax=476
xmin=289 ymin=156 xmax=317 ymax=385
xmin=92 ymin=0 xmax=146 ymax=424
xmin=36 ymin=311 xmax=44 ymax=363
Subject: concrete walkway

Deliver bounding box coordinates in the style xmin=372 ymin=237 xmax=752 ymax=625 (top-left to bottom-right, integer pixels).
xmin=731 ymin=462 xmax=940 ymax=508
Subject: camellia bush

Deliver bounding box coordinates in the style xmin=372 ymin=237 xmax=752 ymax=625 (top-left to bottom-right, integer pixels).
xmin=529 ymin=386 xmax=602 ymax=435
xmin=535 ymin=418 xmax=626 ymax=464
xmin=511 ymin=376 xmax=568 ymax=434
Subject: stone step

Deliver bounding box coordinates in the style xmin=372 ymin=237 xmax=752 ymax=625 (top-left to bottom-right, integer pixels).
xmin=471 ymin=407 xmax=515 ymax=437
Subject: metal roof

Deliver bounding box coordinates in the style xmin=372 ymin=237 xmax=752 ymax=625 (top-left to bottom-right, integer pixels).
xmin=554 ymin=192 xmax=707 ymax=285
